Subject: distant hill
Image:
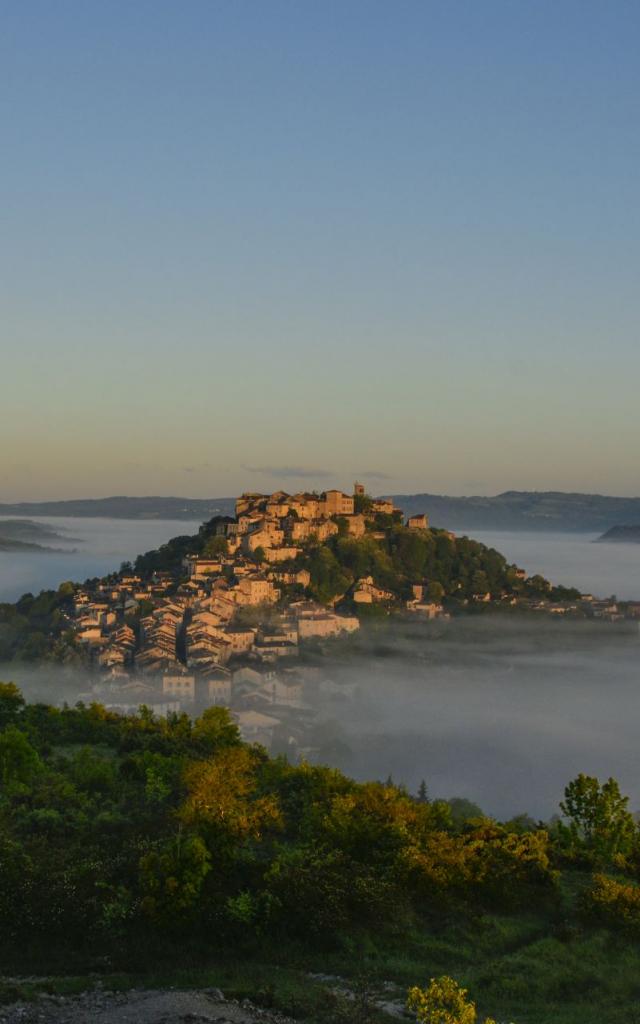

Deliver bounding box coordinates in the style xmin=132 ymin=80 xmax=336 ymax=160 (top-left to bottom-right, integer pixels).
xmin=0 ymin=496 xmax=236 ymax=521
xmin=595 ymin=525 xmax=640 ymax=544
xmin=0 ymin=518 xmax=77 ymax=552
xmin=0 ymin=538 xmax=66 ymax=553
xmin=3 ymin=490 xmax=640 ymax=532
xmin=390 ymin=491 xmax=640 ymax=533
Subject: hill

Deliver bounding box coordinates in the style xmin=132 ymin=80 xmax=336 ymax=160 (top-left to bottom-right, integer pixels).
xmin=392 ymin=490 xmax=640 ymax=532
xmin=0 ymin=520 xmax=77 ymax=553
xmin=0 ymin=496 xmax=236 ymax=521
xmin=595 ymin=524 xmax=640 ymax=544
xmin=0 ymin=487 xmax=581 ymax=668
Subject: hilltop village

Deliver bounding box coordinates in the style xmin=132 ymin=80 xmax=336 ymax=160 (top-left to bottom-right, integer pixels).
xmin=69 ymin=485 xmax=411 ymax=744
xmin=4 ymin=484 xmax=634 ymax=749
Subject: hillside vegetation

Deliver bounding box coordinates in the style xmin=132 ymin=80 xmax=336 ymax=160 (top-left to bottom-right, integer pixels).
xmin=2 ymin=683 xmax=640 ymax=1022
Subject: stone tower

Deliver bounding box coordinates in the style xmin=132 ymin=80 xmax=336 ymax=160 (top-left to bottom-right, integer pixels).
xmin=354 ymin=481 xmax=365 ymax=497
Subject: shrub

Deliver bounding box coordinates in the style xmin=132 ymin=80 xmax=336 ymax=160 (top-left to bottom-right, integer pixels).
xmin=583 ymin=873 xmax=640 ymax=936
xmin=406 ymin=975 xmax=497 ymax=1024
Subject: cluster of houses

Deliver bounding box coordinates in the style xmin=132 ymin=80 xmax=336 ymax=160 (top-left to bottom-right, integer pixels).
xmin=72 ymin=485 xmax=417 ymax=740
xmin=217 ymin=483 xmax=416 ymax=553
xmin=81 ymin=660 xmax=330 ymax=751
xmin=71 ymin=484 xmax=435 ymax=681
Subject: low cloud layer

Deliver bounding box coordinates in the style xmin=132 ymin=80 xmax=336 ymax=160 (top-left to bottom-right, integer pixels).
xmin=304 ymin=616 xmax=640 ymax=820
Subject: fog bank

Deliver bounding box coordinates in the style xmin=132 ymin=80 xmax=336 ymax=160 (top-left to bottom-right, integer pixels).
xmin=0 ymin=516 xmax=201 ymax=602
xmin=463 ymin=528 xmax=640 ymax=601
xmin=309 ymin=617 xmax=640 ymax=820
xmin=2 ymin=616 xmax=638 ymax=823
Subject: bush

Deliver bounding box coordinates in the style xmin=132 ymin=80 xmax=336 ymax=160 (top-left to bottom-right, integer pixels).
xmin=407 ymin=975 xmax=496 ymax=1024
xmin=582 ymin=873 xmax=640 ymax=936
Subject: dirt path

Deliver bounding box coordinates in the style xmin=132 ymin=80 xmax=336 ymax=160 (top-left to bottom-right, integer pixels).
xmin=0 ymin=987 xmax=297 ymax=1024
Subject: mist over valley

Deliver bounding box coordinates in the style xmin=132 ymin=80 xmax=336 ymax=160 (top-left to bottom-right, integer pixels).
xmin=307 ymin=617 xmax=640 ymax=820
xmin=2 ymin=515 xmax=639 ymax=823
xmin=3 ymin=614 xmax=639 ymax=822
xmin=0 ymin=516 xmax=201 ymax=603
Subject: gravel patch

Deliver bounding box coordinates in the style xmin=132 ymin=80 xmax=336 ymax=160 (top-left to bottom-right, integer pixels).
xmin=0 ymin=988 xmax=297 ymax=1024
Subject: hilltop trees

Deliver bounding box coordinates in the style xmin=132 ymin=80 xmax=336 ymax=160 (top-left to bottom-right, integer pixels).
xmin=302 ymin=522 xmax=529 ymax=606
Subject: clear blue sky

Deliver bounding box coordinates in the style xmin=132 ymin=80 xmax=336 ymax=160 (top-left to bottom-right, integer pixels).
xmin=2 ymin=0 xmax=639 ymax=500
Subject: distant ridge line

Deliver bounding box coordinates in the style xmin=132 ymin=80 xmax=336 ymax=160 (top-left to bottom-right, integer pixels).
xmin=2 ymin=490 xmax=640 ymax=531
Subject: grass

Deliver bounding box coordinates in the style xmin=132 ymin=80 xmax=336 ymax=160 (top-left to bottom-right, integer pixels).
xmin=3 ymin=903 xmax=640 ymax=1022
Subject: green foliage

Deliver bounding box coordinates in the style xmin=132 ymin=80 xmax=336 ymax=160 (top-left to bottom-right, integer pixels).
xmin=0 ymin=726 xmax=42 ymax=794
xmin=354 ymin=493 xmax=373 ymax=514
xmin=0 ymin=682 xmax=636 ymax=1019
xmin=446 ymin=798 xmax=484 ymax=829
xmin=582 ymin=872 xmax=640 ymax=936
xmin=559 ymin=774 xmax=636 ymax=864
xmin=139 ymin=833 xmax=212 ymax=926
xmin=134 ymin=515 xmax=236 ymax=576
xmin=0 ymin=681 xmax=25 ymax=727
xmin=0 ymin=588 xmax=76 ymax=663
xmin=427 ymin=581 xmax=445 ymax=602
xmin=299 ymin=523 xmax=549 ymax=607
xmin=402 ymin=821 xmax=557 ymax=913
xmin=407 ymin=975 xmax=496 ymax=1024
xmin=307 ymin=546 xmax=351 ymax=603
xmin=191 ymin=706 xmax=241 ymax=753
xmin=202 ymin=535 xmax=228 ymax=558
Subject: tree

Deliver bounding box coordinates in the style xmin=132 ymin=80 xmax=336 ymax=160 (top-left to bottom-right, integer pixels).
xmin=192 ymin=706 xmax=241 ymax=753
xmin=180 ymin=747 xmax=281 ymax=844
xmin=202 ymin=535 xmax=227 ymax=558
xmin=354 ymin=492 xmax=373 ymax=515
xmin=308 ymin=546 xmax=351 ymax=604
xmin=0 ymin=682 xmax=25 ymax=728
xmin=447 ymin=797 xmax=484 ymax=828
xmin=407 ymin=976 xmax=496 ymax=1024
xmin=139 ymin=832 xmax=212 ymax=927
xmin=471 ymin=570 xmax=490 ymax=596
xmin=560 ymin=774 xmax=635 ymax=863
xmin=0 ymin=726 xmax=42 ymax=794
xmin=417 ymin=780 xmax=429 ymax=803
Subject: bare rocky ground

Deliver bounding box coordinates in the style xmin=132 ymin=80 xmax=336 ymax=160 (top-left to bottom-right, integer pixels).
xmin=0 ymin=988 xmax=298 ymax=1024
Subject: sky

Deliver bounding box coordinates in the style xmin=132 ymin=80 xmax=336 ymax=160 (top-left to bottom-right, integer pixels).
xmin=2 ymin=0 xmax=639 ymax=501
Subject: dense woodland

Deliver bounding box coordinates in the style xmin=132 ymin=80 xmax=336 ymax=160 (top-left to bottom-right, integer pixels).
xmin=2 ymin=683 xmax=640 ymax=1021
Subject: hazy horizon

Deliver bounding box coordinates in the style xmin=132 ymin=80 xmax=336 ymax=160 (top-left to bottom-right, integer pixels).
xmin=3 ymin=484 xmax=640 ymax=504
